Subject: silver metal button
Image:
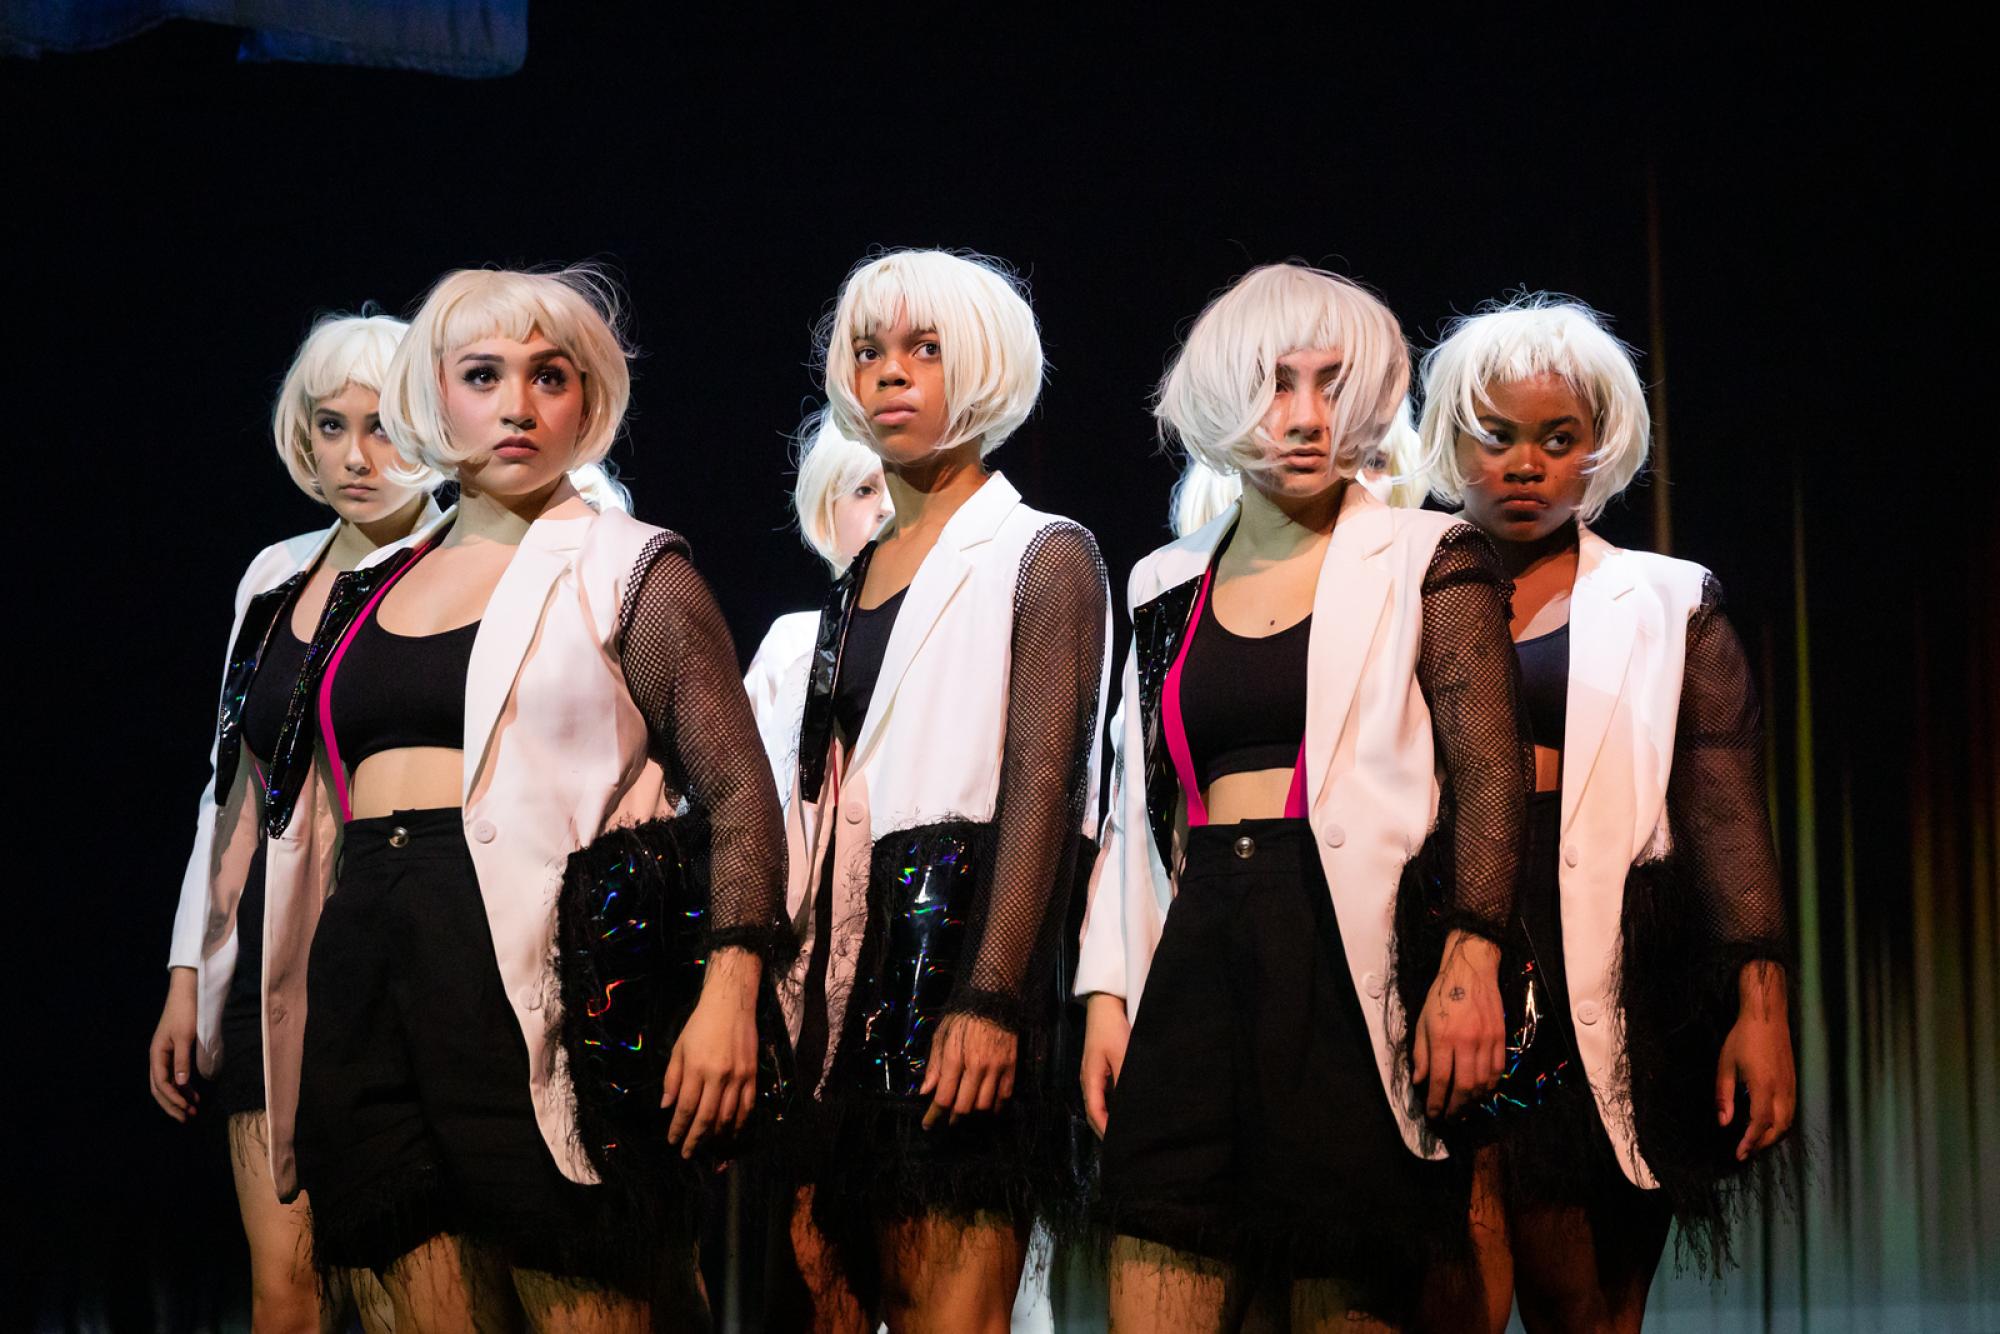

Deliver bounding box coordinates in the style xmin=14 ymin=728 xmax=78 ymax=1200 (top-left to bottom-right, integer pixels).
xmin=388 ymin=826 xmax=410 ymax=848
xmin=1233 ymin=835 xmax=1256 ymax=859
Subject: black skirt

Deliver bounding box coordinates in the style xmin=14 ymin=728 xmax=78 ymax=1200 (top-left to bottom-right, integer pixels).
xmin=1099 ymin=819 xmax=1469 ymax=1315
xmin=295 ymin=809 xmax=696 ymax=1295
xmin=211 ymin=837 xmax=269 ymax=1117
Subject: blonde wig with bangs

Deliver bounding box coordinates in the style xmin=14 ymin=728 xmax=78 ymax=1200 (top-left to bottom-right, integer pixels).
xmin=822 ymin=249 xmax=1043 ymax=458
xmin=1418 ymin=294 xmax=1650 ymax=522
xmin=272 ymin=312 xmax=435 ymax=499
xmin=792 ymin=409 xmax=887 ymax=576
xmin=1155 ymin=263 xmax=1410 ymax=483
xmin=380 ymin=266 xmax=633 ymax=481
xmin=1171 ymin=395 xmax=1427 ymax=537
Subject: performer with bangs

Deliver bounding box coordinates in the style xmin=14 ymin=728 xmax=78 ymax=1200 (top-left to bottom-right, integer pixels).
xmin=147 ymin=311 xmax=439 ymax=1334
xmin=1419 ymin=296 xmax=1795 ymax=1333
xmin=779 ymin=248 xmax=1110 ymax=1331
xmin=1078 ymin=263 xmax=1531 ymax=1331
xmin=273 ymin=267 xmax=788 ymax=1329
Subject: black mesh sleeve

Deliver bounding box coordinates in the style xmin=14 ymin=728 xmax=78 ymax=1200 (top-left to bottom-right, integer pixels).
xmin=1667 ymin=576 xmax=1788 ymax=965
xmin=620 ymin=534 xmax=789 ymax=960
xmin=1416 ymin=524 xmax=1533 ymax=941
xmin=945 ymin=522 xmax=1109 ymax=1033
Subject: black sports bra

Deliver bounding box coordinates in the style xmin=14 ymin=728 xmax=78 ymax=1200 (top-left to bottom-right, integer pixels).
xmin=833 ymin=586 xmax=907 ymax=743
xmin=325 ymin=610 xmax=480 ymax=772
xmin=240 ymin=620 xmax=309 ymax=765
xmin=1176 ymin=578 xmax=1311 ymax=790
xmin=1515 ymin=623 xmax=1569 ymax=752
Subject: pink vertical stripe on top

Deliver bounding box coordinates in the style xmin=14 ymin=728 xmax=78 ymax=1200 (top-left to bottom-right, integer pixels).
xmin=317 ymin=540 xmax=437 ymax=822
xmin=1161 ymin=561 xmax=1313 ymax=831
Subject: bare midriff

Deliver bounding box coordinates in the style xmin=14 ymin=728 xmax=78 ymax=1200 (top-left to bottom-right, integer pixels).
xmin=348 ymin=748 xmax=466 ymax=820
xmin=1200 ymin=768 xmax=1298 ymax=825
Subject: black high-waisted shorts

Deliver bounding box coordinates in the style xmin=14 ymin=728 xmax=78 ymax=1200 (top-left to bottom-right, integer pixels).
xmin=295 ymin=809 xmax=685 ymax=1293
xmin=1099 ymin=819 xmax=1468 ymax=1313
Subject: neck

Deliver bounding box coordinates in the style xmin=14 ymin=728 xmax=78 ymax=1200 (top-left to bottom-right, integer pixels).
xmin=449 ymin=474 xmax=583 ymax=547
xmin=881 ymin=441 xmax=988 ymax=542
xmin=1233 ymin=476 xmax=1347 ymax=557
xmin=328 ymin=493 xmax=428 ymax=564
xmin=1489 ymin=517 xmax=1581 ymax=579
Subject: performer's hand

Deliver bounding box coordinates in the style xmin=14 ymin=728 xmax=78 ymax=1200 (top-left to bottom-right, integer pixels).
xmin=663 ymin=947 xmax=761 ymax=1158
xmin=1081 ymin=993 xmax=1130 ymax=1139
xmin=1412 ymin=931 xmax=1506 ymax=1119
xmin=1716 ymin=960 xmax=1796 ymax=1161
xmin=920 ymin=1013 xmax=1018 ymax=1129
xmin=148 ymin=967 xmax=201 ymax=1122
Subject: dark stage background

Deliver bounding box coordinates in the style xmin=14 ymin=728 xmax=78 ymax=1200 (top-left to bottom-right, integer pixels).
xmin=7 ymin=9 xmax=1994 ymax=1331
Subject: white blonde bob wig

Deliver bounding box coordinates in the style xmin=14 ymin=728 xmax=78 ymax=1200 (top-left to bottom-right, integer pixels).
xmin=1170 ymin=396 xmax=1427 ymax=537
xmin=272 ymin=311 xmax=436 ymax=500
xmin=792 ymin=409 xmax=886 ymax=576
xmin=1156 ymin=262 xmax=1409 ymax=482
xmin=380 ymin=266 xmax=633 ymax=483
xmin=822 ymin=249 xmax=1043 ymax=458
xmin=1418 ymin=294 xmax=1650 ymax=523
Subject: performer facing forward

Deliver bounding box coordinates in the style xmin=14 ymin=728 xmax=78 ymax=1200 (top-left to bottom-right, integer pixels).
xmin=282 ymin=267 xmax=788 ymax=1330
xmin=782 ymin=248 xmax=1110 ymax=1332
xmin=148 ymin=312 xmax=435 ymax=1334
xmin=1079 ymin=262 xmax=1530 ymax=1331
xmin=1420 ymin=295 xmax=1795 ymax=1333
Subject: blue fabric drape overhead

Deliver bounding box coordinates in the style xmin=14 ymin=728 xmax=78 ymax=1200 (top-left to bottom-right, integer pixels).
xmin=0 ymin=1 xmax=527 ymax=76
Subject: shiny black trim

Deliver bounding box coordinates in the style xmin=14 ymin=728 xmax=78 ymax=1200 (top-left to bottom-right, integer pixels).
xmin=212 ymin=565 xmax=313 ymax=810
xmin=796 ymin=540 xmax=876 ymax=803
xmin=261 ymin=545 xmax=427 ymax=835
xmin=1130 ymin=574 xmax=1203 ymax=875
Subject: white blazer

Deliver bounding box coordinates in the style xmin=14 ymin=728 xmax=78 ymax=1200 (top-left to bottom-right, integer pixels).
xmin=743 ymin=609 xmax=818 ymax=802
xmin=778 ymin=472 xmax=1111 ymax=1077
xmin=1077 ymin=483 xmax=1474 ymax=1158
xmin=1552 ymin=526 xmax=1714 ymax=1189
xmin=263 ymin=503 xmax=692 ymax=1193
xmin=169 ymin=506 xmax=443 ymax=1191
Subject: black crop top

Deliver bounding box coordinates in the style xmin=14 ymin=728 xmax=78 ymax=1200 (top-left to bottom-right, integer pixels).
xmin=833 ymin=586 xmax=907 ymax=743
xmin=1177 ymin=582 xmax=1311 ymax=789
xmin=240 ymin=619 xmax=309 ymax=766
xmin=325 ymin=611 xmax=480 ymax=771
xmin=1515 ymin=623 xmax=1569 ymax=751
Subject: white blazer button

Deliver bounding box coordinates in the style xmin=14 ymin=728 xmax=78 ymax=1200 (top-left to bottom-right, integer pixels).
xmin=471 ymin=820 xmax=497 ymax=844
xmin=1323 ymin=823 xmax=1346 ymax=848
xmin=1576 ymin=999 xmax=1602 ymax=1026
xmin=1563 ymin=845 xmax=1579 ymax=868
xmin=1363 ymin=970 xmax=1386 ymax=999
xmin=844 ymin=807 xmax=864 ymax=825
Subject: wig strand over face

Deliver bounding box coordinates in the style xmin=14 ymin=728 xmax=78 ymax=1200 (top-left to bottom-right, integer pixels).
xmin=272 ymin=313 xmax=432 ymax=499
xmin=1154 ymin=263 xmax=1411 ymax=483
xmin=821 ymin=249 xmax=1044 ymax=458
xmin=1417 ymin=294 xmax=1651 ymax=522
xmin=379 ymin=266 xmax=634 ymax=483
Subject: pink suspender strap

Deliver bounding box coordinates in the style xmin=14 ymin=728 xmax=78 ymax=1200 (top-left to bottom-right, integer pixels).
xmin=316 ymin=540 xmax=436 ymax=823
xmin=1162 ymin=563 xmax=1314 ymax=829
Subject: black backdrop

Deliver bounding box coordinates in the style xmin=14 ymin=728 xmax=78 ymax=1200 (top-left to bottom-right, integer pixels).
xmin=10 ymin=9 xmax=1993 ymax=1330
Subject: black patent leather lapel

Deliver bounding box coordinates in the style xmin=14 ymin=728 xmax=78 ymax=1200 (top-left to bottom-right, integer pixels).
xmin=1131 ymin=574 xmax=1202 ymax=875
xmin=260 ymin=546 xmax=422 ymax=836
xmin=796 ymin=542 xmax=873 ymax=804
xmin=212 ymin=570 xmax=308 ymax=809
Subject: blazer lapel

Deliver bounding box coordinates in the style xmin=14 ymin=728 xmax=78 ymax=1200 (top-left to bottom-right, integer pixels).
xmin=1303 ymin=484 xmax=1393 ymax=811
xmin=461 ymin=518 xmax=583 ymax=801
xmin=846 ymin=473 xmax=1021 ymax=771
xmin=1562 ymin=528 xmax=1637 ymax=832
xmin=797 ymin=548 xmax=868 ymax=804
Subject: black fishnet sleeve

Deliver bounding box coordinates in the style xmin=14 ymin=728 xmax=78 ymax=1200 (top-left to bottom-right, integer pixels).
xmin=1667 ymin=576 xmax=1788 ymax=966
xmin=946 ymin=522 xmax=1109 ymax=1034
xmin=1416 ymin=524 xmax=1533 ymax=942
xmin=620 ymin=534 xmax=790 ymax=961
